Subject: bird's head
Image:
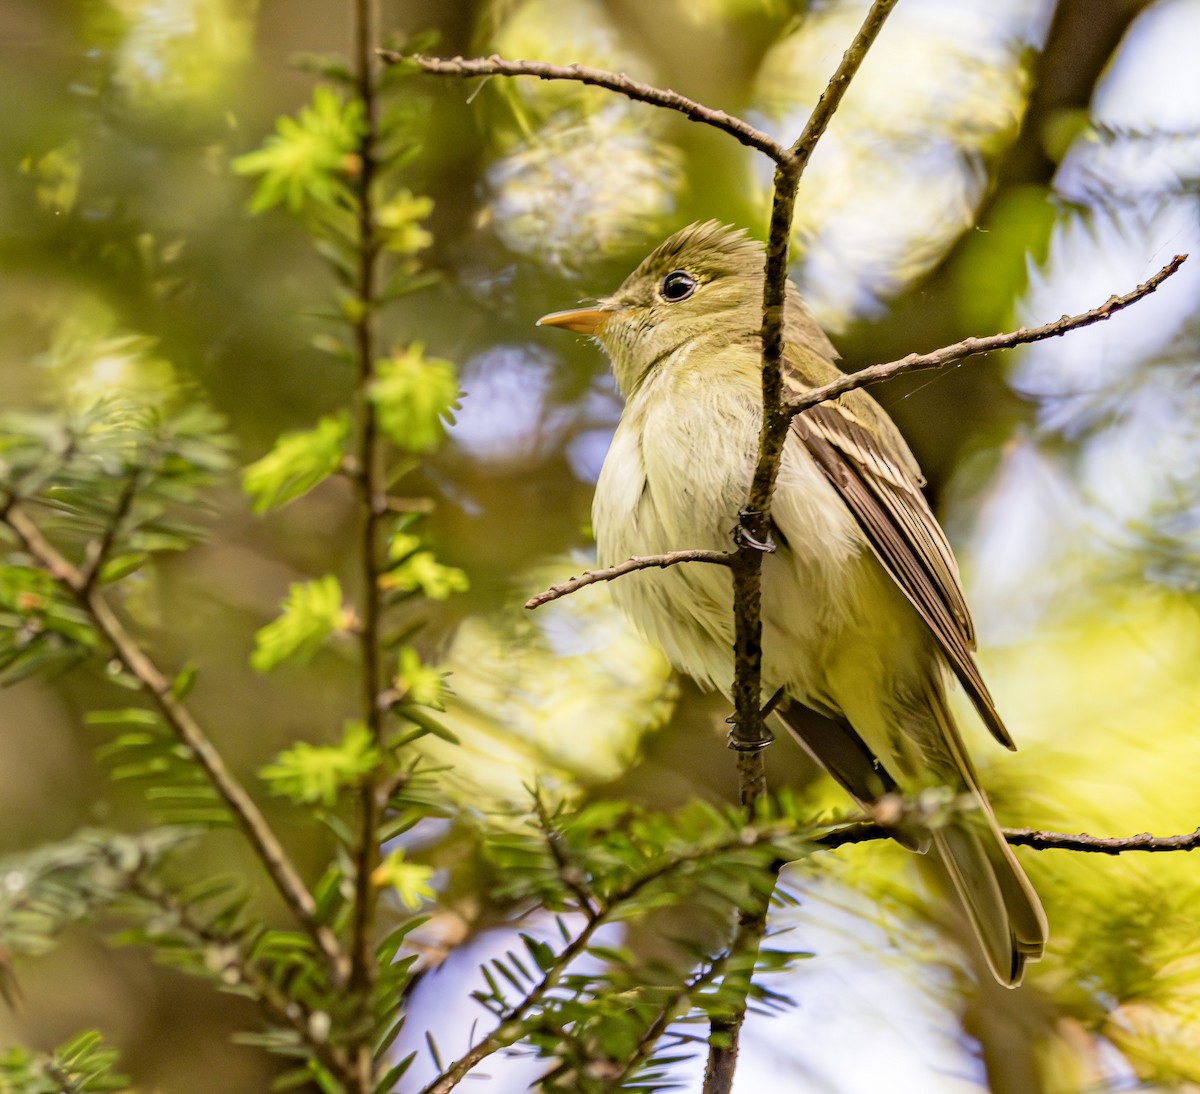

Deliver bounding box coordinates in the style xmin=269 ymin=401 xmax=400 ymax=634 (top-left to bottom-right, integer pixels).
xmin=538 ymin=221 xmax=768 ymax=396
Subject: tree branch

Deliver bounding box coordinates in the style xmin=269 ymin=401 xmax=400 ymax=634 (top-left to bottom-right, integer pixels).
xmin=125 ymin=870 xmax=356 ymax=1084
xmin=603 ymin=948 xmax=737 ymax=1093
xmin=789 ymin=253 xmax=1188 ymax=416
xmin=388 ymin=53 xmax=788 ymax=162
xmin=80 ymin=465 xmax=142 ymax=592
xmin=415 ymin=911 xmax=607 ymax=1094
xmin=1006 ymin=825 xmax=1200 ymax=854
xmin=417 ymin=819 xmax=802 ymax=1094
xmin=533 ymin=791 xmax=600 ymax=920
xmin=1 ymin=501 xmax=349 ymax=984
xmin=814 ymin=820 xmax=1200 ymax=854
xmin=732 ymin=0 xmax=901 ymax=756
xmin=349 ymin=3 xmax=385 ymax=1090
xmin=711 ymin=5 xmax=899 ymax=1089
xmin=524 ymin=549 xmax=734 ymax=610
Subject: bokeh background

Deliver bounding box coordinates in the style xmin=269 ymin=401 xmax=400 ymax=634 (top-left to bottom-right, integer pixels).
xmin=3 ymin=0 xmax=1200 ymax=1091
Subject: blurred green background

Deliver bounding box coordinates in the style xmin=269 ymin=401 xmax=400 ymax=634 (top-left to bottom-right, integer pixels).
xmin=3 ymin=0 xmax=1200 ymax=1091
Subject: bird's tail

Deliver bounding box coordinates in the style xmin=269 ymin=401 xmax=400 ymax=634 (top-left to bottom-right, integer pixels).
xmin=776 ymin=689 xmax=1047 ymax=985
xmin=925 ymin=684 xmax=1047 ymax=986
xmin=932 ymin=812 xmax=1046 ymax=985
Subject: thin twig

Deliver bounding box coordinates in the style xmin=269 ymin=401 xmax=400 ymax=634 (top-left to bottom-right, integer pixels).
xmin=814 ymin=820 xmax=1200 ymax=854
xmin=602 ymin=949 xmax=737 ymax=1092
xmin=80 ymin=465 xmax=142 ymax=592
xmin=1006 ymin=825 xmax=1200 ymax=853
xmin=349 ymin=1 xmax=385 ymax=1089
xmin=2 ymin=501 xmax=348 ymax=983
xmin=525 ymin=549 xmax=734 ymax=610
xmin=709 ymin=5 xmax=899 ymax=1090
xmin=126 ymin=870 xmax=356 ymax=1083
xmin=416 ymin=915 xmax=605 ymax=1094
xmin=789 ymin=254 xmax=1188 ymax=416
xmin=389 ymin=53 xmax=788 ymax=162
xmin=533 ymin=790 xmax=600 ymax=920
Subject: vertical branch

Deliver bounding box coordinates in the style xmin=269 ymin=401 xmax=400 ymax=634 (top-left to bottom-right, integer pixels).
xmin=348 ymin=0 xmax=384 ymax=1087
xmin=712 ymin=4 xmax=900 ymax=1091
xmin=730 ymin=0 xmax=901 ymax=761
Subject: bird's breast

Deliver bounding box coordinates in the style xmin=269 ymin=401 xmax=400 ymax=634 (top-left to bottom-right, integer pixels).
xmin=590 ymin=353 xmax=866 ymax=695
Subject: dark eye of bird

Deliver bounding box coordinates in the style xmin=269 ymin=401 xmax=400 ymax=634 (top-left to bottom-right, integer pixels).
xmin=659 ymin=270 xmax=697 ymax=302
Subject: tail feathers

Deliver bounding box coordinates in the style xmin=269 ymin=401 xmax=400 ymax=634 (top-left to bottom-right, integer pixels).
xmin=777 ymin=692 xmax=1047 ymax=986
xmin=775 ymin=704 xmax=928 ymax=852
xmin=934 ymin=812 xmax=1047 ymax=986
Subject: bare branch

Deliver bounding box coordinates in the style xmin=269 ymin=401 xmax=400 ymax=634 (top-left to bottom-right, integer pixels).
xmin=2 ymin=501 xmax=349 ymax=986
xmin=733 ymin=0 xmax=902 ymax=750
xmin=390 ymin=53 xmax=788 ymax=162
xmin=524 ymin=549 xmax=734 ymax=610
xmin=789 ymin=253 xmax=1189 ymax=416
xmin=814 ymin=820 xmax=1200 ymax=854
xmin=1005 ymin=825 xmax=1200 ymax=854
xmin=711 ymin=6 xmax=899 ymax=1088
xmin=788 ymin=0 xmax=899 ymax=166
xmin=347 ymin=0 xmax=386 ymax=1030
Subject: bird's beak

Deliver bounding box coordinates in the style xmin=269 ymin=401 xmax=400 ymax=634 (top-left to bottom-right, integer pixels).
xmin=536 ymin=306 xmax=612 ymax=336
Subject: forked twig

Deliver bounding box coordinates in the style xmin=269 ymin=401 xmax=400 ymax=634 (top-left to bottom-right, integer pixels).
xmin=386 ymin=52 xmax=787 ymax=162
xmin=525 ymin=549 xmax=734 ymax=610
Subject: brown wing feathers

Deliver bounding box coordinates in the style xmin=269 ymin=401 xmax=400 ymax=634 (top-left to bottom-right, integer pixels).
xmin=788 ymin=383 xmax=1015 ymax=751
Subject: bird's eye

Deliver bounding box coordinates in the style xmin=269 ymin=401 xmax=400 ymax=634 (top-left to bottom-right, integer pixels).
xmin=659 ymin=270 xmax=697 ymax=302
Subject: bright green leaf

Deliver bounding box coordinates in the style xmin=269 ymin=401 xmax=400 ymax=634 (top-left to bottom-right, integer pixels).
xmin=386 ymin=531 xmax=422 ymax=563
xmin=384 ymin=550 xmax=469 ymax=600
xmin=260 ymin=720 xmax=381 ymax=806
xmin=376 ymin=190 xmax=434 ymax=255
xmin=394 ymin=646 xmax=446 ymax=710
xmin=242 ymin=413 xmax=349 ymax=512
xmin=369 ymin=344 xmax=458 ymax=452
xmin=251 ymin=575 xmax=348 ymax=672
xmin=233 ymin=86 xmax=364 ymax=215
xmin=372 ymin=848 xmax=434 ymax=911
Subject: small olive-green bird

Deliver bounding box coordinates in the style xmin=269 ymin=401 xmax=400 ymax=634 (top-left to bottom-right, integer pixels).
xmin=538 ymin=220 xmax=1046 ymax=986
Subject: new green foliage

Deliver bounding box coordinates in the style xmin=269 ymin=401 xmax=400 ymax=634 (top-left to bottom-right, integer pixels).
xmin=261 ymin=721 xmax=382 ymax=807
xmin=369 ymin=345 xmax=460 ymax=453
xmin=243 ymin=413 xmax=350 ymax=513
xmin=233 ymin=86 xmax=366 ymax=216
xmin=251 ymin=574 xmax=349 ymax=672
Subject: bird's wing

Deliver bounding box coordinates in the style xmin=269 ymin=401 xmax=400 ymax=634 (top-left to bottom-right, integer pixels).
xmin=783 ymin=349 xmax=1014 ymax=749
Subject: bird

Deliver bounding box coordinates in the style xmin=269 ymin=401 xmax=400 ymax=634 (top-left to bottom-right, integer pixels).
xmin=536 ymin=219 xmax=1047 ymax=986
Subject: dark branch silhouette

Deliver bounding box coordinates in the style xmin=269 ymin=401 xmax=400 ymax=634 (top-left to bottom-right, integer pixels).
xmin=817 ymin=820 xmax=1200 ymax=855
xmin=389 ymin=52 xmax=787 ymax=162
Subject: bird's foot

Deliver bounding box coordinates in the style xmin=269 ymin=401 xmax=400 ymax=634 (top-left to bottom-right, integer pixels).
xmin=733 ymin=508 xmax=776 ymax=553
xmin=724 ymin=709 xmax=777 ymax=752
